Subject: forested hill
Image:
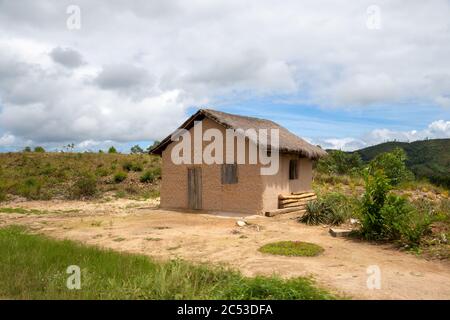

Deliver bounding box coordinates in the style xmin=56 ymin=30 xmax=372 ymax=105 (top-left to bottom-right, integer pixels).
xmin=353 ymin=139 xmax=450 ymax=187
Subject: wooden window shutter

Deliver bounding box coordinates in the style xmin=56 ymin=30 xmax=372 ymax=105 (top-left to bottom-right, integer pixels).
xmin=222 ymin=164 xmax=238 ymax=184
xmin=289 ymin=160 xmax=298 ymax=180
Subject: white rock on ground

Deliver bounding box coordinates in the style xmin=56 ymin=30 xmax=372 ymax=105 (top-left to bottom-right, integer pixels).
xmin=236 ymin=220 xmax=247 ymax=227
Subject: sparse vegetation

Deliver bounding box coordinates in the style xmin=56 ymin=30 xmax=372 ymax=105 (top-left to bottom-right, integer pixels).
xmin=0 ymin=207 xmax=47 ymax=215
xmin=259 ymin=241 xmax=324 ymax=257
xmin=0 ymin=226 xmax=334 ymax=300
xmin=356 ymin=139 xmax=450 ymax=189
xmin=0 ymin=152 xmax=161 ymax=201
xmin=140 ymin=167 xmax=161 ymax=183
xmin=113 ymin=171 xmax=128 ymax=183
xmin=70 ymin=173 xmax=97 ymax=199
xmin=300 ymin=192 xmax=356 ymax=226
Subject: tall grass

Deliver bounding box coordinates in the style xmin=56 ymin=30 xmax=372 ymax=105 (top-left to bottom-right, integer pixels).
xmin=0 ymin=226 xmax=334 ymax=300
xmin=300 ymin=192 xmax=356 ymax=226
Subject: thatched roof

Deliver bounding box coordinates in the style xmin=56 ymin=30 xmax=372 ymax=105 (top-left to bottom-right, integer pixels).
xmin=150 ymin=109 xmax=327 ymax=159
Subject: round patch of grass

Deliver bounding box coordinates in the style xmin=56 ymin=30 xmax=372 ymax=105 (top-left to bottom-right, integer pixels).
xmin=259 ymin=241 xmax=324 ymax=257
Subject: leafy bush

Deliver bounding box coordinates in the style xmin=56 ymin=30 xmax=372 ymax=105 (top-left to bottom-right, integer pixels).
xmin=359 ymin=170 xmax=392 ymax=237
xmin=113 ymin=171 xmax=127 ymax=183
xmin=131 ymin=163 xmax=143 ymax=172
xmin=108 ymin=146 xmax=117 ymax=154
xmin=16 ymin=178 xmax=42 ymax=200
xmin=316 ymin=150 xmax=362 ymax=175
xmin=300 ymin=192 xmax=354 ymax=225
xmin=368 ymin=148 xmax=413 ymax=185
xmin=23 ymin=146 xmax=31 ymax=152
xmin=122 ymin=161 xmax=143 ymax=172
xmin=34 ymin=146 xmax=45 ymax=153
xmin=140 ymin=168 xmax=161 ymax=183
xmin=122 ymin=161 xmax=133 ymax=171
xmin=70 ymin=173 xmax=97 ymax=199
xmin=95 ymin=167 xmax=110 ymax=177
xmin=130 ymin=145 xmax=144 ymax=154
xmin=140 ymin=171 xmax=155 ymax=183
xmin=359 ymin=169 xmax=431 ymax=245
xmin=0 ymin=185 xmax=6 ymax=202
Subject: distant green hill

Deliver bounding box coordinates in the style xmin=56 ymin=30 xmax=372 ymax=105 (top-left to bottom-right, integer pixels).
xmin=353 ymin=139 xmax=450 ymax=188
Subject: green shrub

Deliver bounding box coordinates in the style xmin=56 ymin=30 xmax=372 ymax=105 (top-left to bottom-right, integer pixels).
xmin=316 ymin=150 xmax=362 ymax=175
xmin=359 ymin=169 xmax=431 ymax=245
xmin=140 ymin=171 xmax=155 ymax=183
xmin=359 ymin=169 xmax=392 ymax=238
xmin=0 ymin=185 xmax=6 ymax=202
xmin=113 ymin=171 xmax=127 ymax=183
xmin=23 ymin=146 xmax=31 ymax=152
xmin=300 ymin=192 xmax=354 ymax=226
xmin=122 ymin=161 xmax=133 ymax=171
xmin=131 ymin=163 xmax=143 ymax=172
xmin=368 ymin=148 xmax=414 ymax=185
xmin=140 ymin=168 xmax=160 ymax=183
xmin=70 ymin=173 xmax=97 ymax=199
xmin=34 ymin=146 xmax=45 ymax=153
xmin=108 ymin=146 xmax=117 ymax=154
xmin=151 ymin=166 xmax=161 ymax=178
xmin=122 ymin=161 xmax=143 ymax=172
xmin=95 ymin=167 xmax=110 ymax=177
xmin=130 ymin=145 xmax=144 ymax=154
xmin=16 ymin=178 xmax=42 ymax=200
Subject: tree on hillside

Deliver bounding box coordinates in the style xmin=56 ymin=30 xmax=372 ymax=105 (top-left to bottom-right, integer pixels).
xmin=108 ymin=146 xmax=117 ymax=154
xmin=23 ymin=146 xmax=31 ymax=152
xmin=368 ymin=148 xmax=414 ymax=185
xmin=34 ymin=146 xmax=45 ymax=153
xmin=146 ymin=140 xmax=160 ymax=153
xmin=130 ymin=145 xmax=144 ymax=154
xmin=317 ymin=150 xmax=363 ymax=175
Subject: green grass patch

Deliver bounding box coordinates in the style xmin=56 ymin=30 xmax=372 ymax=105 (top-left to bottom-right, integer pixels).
xmin=259 ymin=241 xmax=324 ymax=257
xmin=0 ymin=226 xmax=334 ymax=300
xmin=0 ymin=207 xmax=48 ymax=215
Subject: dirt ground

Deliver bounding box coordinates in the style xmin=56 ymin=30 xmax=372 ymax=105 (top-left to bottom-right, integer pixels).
xmin=1 ymin=198 xmax=450 ymax=300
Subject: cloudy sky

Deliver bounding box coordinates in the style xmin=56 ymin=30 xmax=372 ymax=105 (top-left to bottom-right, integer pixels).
xmin=0 ymin=0 xmax=449 ymax=152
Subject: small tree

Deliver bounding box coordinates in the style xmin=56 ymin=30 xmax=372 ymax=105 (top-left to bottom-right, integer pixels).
xmin=360 ymin=169 xmax=392 ymax=239
xmin=359 ymin=168 xmax=430 ymax=244
xmin=130 ymin=145 xmax=144 ymax=154
xmin=146 ymin=140 xmax=160 ymax=153
xmin=108 ymin=146 xmax=117 ymax=154
xmin=34 ymin=146 xmax=45 ymax=153
xmin=317 ymin=150 xmax=362 ymax=175
xmin=23 ymin=146 xmax=32 ymax=152
xmin=368 ymin=148 xmax=413 ymax=185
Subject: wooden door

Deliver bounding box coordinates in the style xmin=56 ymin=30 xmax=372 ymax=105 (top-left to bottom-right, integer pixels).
xmin=188 ymin=168 xmax=202 ymax=210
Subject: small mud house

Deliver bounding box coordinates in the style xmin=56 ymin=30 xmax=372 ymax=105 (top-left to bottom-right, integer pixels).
xmin=150 ymin=109 xmax=326 ymax=215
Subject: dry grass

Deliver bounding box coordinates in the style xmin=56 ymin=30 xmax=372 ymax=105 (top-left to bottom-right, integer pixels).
xmin=0 ymin=152 xmax=161 ymax=201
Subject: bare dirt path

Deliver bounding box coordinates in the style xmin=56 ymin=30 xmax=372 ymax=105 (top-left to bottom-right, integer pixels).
xmin=1 ymin=199 xmax=449 ymax=300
